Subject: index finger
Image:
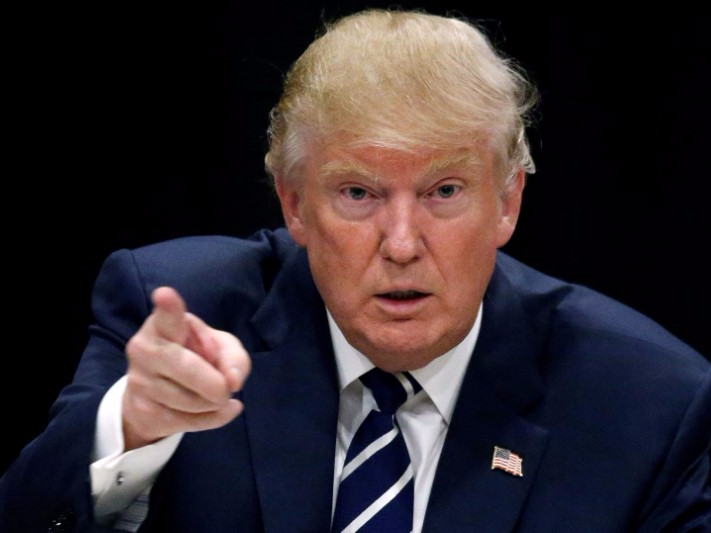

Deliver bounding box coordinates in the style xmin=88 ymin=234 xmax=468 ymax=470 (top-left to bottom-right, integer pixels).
xmin=151 ymin=286 xmax=189 ymax=344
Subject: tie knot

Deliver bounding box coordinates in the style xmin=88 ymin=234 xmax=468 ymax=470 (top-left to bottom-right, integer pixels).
xmin=360 ymin=368 xmax=421 ymax=415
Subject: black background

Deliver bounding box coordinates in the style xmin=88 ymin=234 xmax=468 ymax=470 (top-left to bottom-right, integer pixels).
xmin=4 ymin=2 xmax=709 ymax=475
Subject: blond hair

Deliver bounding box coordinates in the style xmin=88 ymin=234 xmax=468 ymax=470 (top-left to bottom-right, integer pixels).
xmin=265 ymin=8 xmax=538 ymax=188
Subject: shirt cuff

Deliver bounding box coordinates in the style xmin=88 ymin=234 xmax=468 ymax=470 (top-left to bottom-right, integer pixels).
xmin=90 ymin=376 xmax=183 ymax=521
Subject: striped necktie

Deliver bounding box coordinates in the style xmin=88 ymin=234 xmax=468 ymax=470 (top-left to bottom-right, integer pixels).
xmin=331 ymin=368 xmax=422 ymax=533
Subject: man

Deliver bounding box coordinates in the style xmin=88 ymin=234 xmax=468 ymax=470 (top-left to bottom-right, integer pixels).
xmin=0 ymin=8 xmax=709 ymax=532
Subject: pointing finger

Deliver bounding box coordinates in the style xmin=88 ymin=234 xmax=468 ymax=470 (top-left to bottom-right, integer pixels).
xmin=151 ymin=286 xmax=189 ymax=344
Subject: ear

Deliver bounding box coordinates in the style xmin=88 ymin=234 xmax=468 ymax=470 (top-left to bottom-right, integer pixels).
xmin=275 ymin=177 xmax=308 ymax=246
xmin=495 ymin=168 xmax=526 ymax=248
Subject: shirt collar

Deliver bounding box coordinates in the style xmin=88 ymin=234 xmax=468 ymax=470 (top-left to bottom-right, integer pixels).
xmin=328 ymin=305 xmax=482 ymax=424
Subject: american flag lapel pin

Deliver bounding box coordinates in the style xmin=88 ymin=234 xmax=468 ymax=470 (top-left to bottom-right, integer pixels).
xmin=491 ymin=445 xmax=524 ymax=477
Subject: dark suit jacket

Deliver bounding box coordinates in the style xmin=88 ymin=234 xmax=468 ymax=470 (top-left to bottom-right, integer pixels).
xmin=1 ymin=228 xmax=709 ymax=532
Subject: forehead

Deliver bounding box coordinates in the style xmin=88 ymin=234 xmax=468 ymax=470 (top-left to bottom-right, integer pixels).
xmin=313 ymin=145 xmax=489 ymax=181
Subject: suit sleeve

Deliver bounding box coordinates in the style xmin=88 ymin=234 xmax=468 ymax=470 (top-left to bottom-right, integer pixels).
xmin=0 ymin=249 xmax=153 ymax=532
xmin=638 ymin=367 xmax=711 ymax=532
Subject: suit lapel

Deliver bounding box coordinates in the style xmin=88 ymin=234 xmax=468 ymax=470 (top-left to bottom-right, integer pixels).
xmin=423 ymin=260 xmax=550 ymax=532
xmin=242 ymin=247 xmax=340 ymax=532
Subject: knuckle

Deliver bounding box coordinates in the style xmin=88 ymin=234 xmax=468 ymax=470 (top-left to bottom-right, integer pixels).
xmin=125 ymin=335 xmax=144 ymax=357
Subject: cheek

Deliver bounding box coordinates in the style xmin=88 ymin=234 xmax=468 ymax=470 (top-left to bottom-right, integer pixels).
xmin=437 ymin=215 xmax=499 ymax=282
xmin=306 ymin=223 xmax=383 ymax=309
xmin=303 ymin=216 xmax=373 ymax=285
xmin=307 ymin=208 xmax=377 ymax=257
xmin=296 ymin=200 xmax=339 ymax=250
xmin=444 ymin=211 xmax=498 ymax=254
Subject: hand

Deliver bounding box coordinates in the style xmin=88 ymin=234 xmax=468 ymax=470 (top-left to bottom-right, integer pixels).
xmin=121 ymin=286 xmax=251 ymax=450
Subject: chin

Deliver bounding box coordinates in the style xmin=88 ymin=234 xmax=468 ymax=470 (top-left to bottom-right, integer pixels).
xmin=361 ymin=334 xmax=449 ymax=372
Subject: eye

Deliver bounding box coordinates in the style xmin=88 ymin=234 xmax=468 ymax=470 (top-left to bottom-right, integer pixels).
xmin=435 ymin=184 xmax=458 ymax=198
xmin=345 ymin=186 xmax=368 ymax=200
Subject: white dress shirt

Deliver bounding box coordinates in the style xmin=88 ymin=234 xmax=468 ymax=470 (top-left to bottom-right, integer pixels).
xmin=90 ymin=305 xmax=482 ymax=531
xmin=329 ymin=307 xmax=480 ymax=532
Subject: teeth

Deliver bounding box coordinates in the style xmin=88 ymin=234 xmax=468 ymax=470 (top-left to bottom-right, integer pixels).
xmin=385 ymin=290 xmax=423 ymax=300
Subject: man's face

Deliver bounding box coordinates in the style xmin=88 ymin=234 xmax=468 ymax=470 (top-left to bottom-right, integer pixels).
xmin=277 ymin=144 xmax=524 ymax=372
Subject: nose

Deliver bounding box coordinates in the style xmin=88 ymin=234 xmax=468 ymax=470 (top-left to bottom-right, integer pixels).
xmin=379 ymin=197 xmax=424 ymax=263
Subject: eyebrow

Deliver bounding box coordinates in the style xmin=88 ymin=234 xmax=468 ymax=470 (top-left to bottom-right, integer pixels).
xmin=426 ymin=152 xmax=482 ymax=174
xmin=318 ymin=160 xmax=373 ymax=180
xmin=318 ymin=152 xmax=481 ymax=182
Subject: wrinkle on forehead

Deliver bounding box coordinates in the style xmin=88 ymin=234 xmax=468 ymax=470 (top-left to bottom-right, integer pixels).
xmin=316 ymin=148 xmax=485 ymax=184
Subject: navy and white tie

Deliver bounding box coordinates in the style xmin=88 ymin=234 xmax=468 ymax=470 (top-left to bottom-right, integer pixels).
xmin=331 ymin=368 xmax=422 ymax=533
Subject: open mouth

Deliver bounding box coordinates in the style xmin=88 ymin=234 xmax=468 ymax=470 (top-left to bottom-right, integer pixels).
xmin=378 ymin=290 xmax=429 ymax=301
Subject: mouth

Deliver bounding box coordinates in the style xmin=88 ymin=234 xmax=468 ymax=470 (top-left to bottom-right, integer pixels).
xmin=374 ymin=290 xmax=431 ymax=316
xmin=376 ymin=290 xmax=430 ymax=301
